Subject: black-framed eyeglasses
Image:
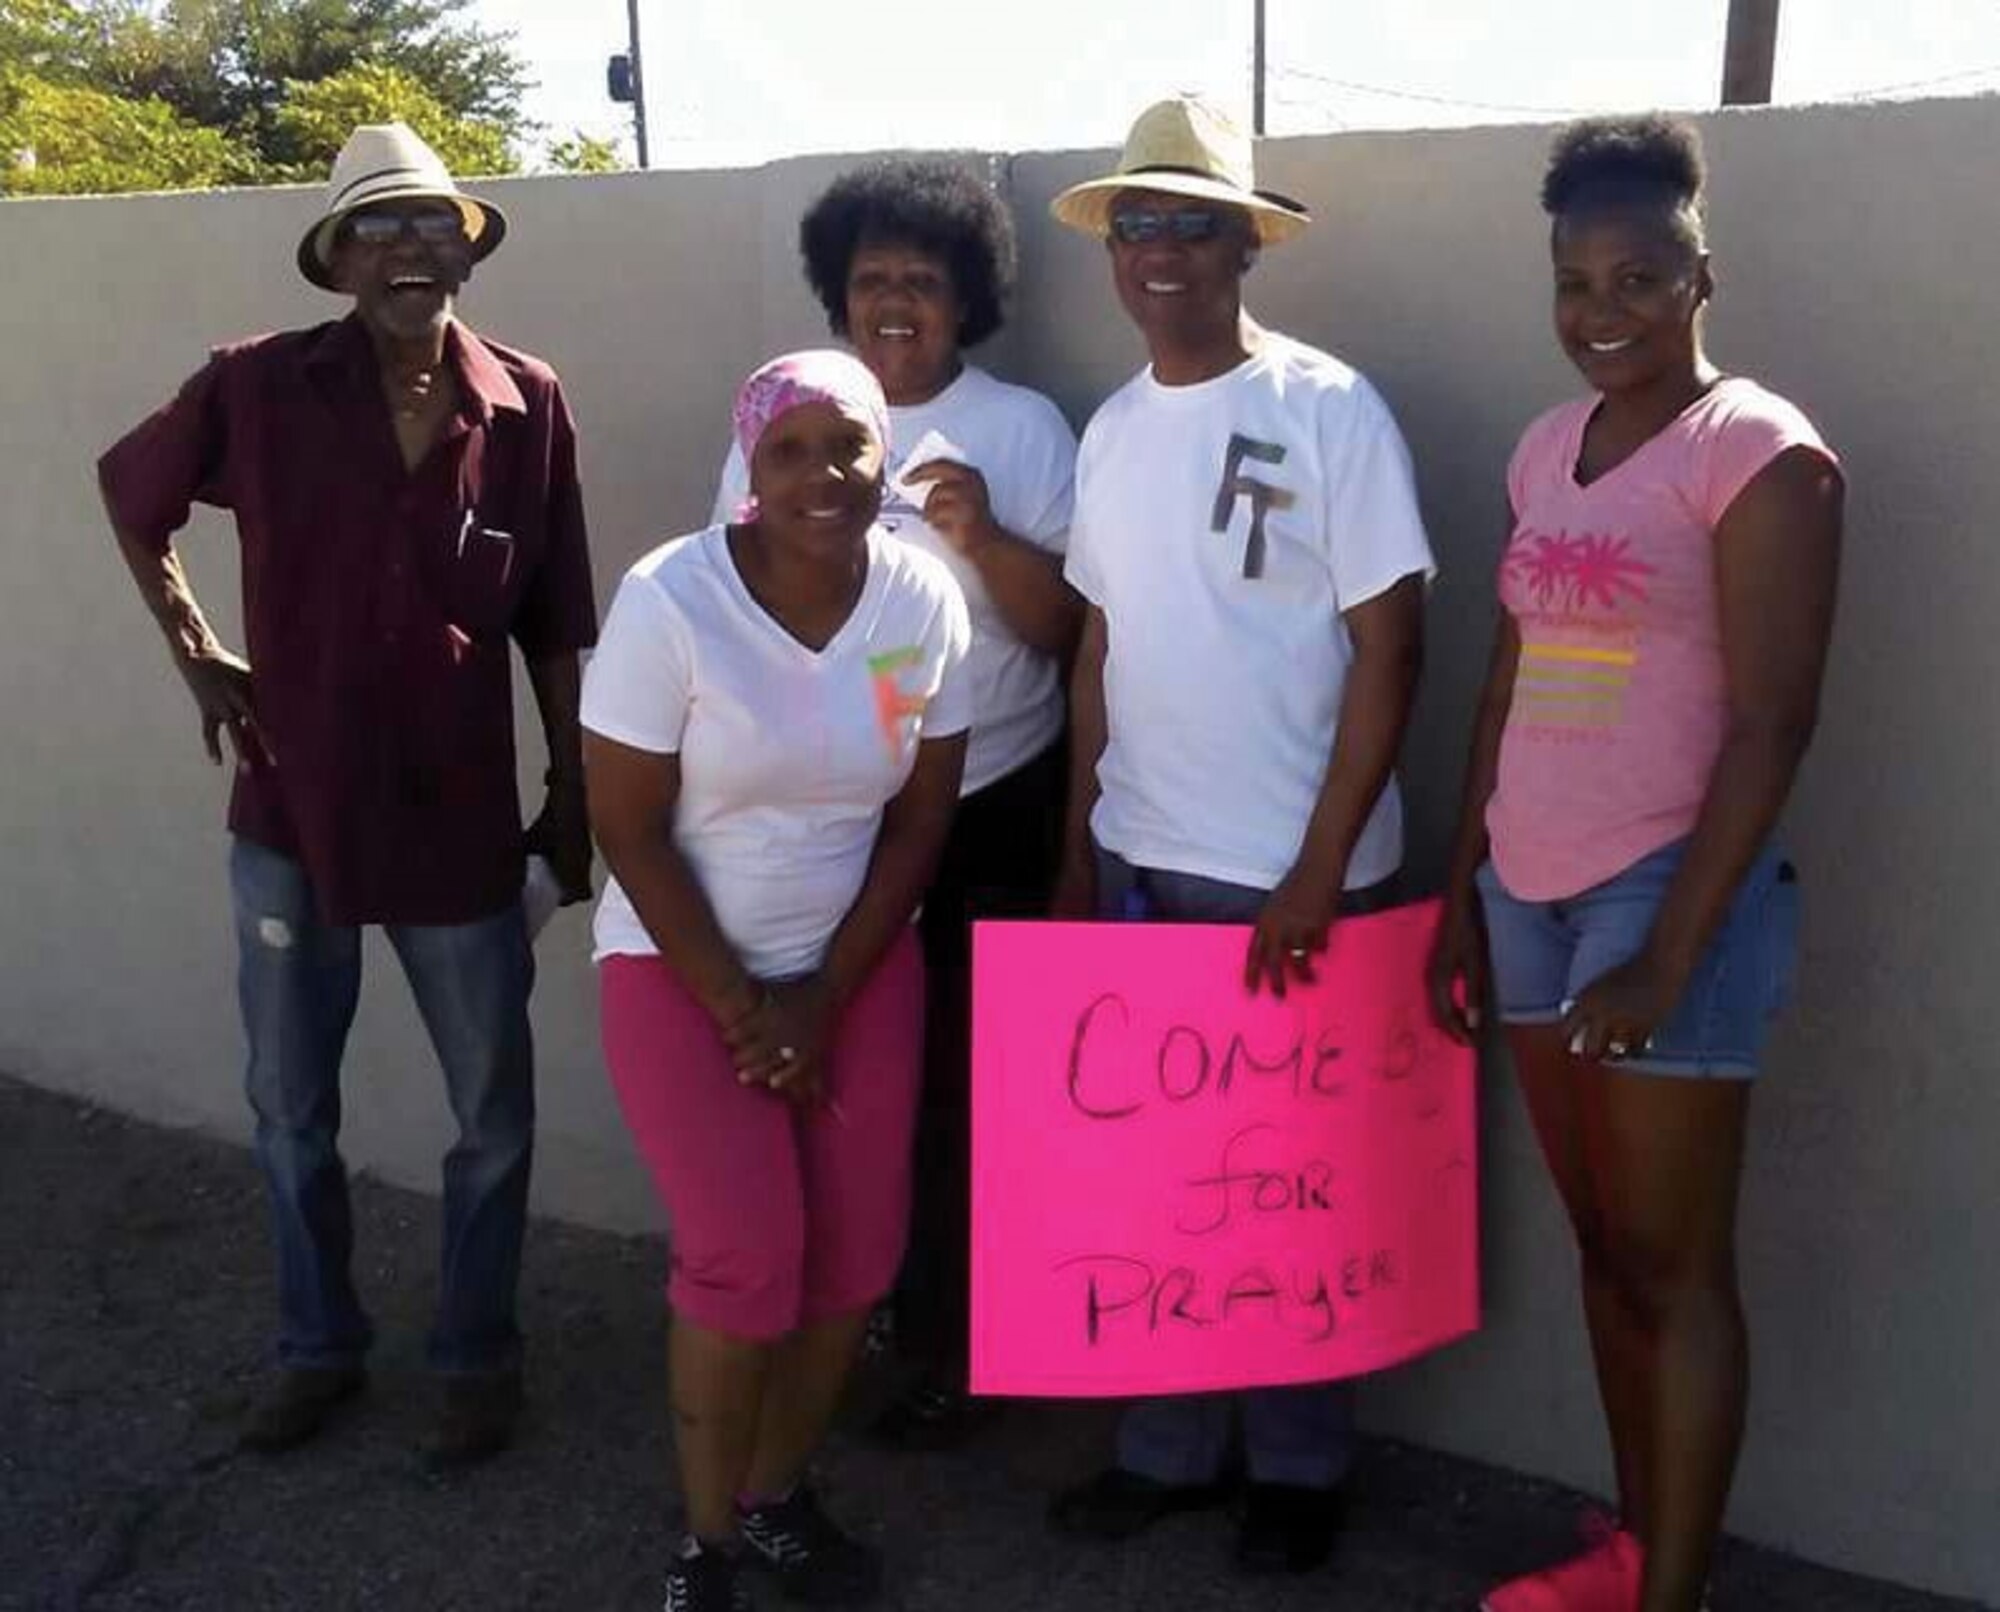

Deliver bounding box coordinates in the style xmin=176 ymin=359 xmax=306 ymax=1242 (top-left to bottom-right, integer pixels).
xmin=1108 ymin=207 xmax=1226 ymax=245
xmin=341 ymin=209 xmax=469 ymax=249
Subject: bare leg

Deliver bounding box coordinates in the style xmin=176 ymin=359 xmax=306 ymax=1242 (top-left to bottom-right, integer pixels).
xmin=743 ymin=1307 xmax=873 ymax=1499
xmin=1589 ymin=1069 xmax=1751 ymax=1612
xmin=1508 ymin=1025 xmax=1654 ymax=1535
xmin=670 ymin=1317 xmax=773 ymax=1539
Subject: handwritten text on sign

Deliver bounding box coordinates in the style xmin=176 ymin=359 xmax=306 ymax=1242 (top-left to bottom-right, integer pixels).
xmin=969 ymin=904 xmax=1478 ymax=1398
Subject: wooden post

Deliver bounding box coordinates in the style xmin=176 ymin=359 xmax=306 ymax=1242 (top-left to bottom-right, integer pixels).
xmin=1721 ymin=0 xmax=1781 ymax=106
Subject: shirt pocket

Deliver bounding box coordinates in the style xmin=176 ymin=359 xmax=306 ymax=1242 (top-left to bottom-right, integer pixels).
xmin=437 ymin=513 xmax=541 ymax=637
xmin=421 ymin=431 xmax=543 ymax=639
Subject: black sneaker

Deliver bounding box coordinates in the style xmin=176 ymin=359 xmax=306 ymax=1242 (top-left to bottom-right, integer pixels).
xmin=1047 ymin=1467 xmax=1233 ymax=1541
xmin=661 ymin=1546 xmax=749 ymax=1612
xmin=737 ymin=1486 xmax=883 ymax=1606
xmin=1235 ymin=1481 xmax=1346 ymax=1575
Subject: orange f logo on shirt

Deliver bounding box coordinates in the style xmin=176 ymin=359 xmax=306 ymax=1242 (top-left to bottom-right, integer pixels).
xmin=868 ymin=646 xmax=928 ymax=760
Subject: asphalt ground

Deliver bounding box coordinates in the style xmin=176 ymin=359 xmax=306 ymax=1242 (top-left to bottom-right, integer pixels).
xmin=2 ymin=1074 xmax=1985 ymax=1612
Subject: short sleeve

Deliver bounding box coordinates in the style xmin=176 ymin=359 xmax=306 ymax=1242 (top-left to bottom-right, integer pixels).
xmin=1506 ymin=404 xmax=1570 ymax=519
xmin=711 ymin=440 xmax=750 ymax=527
xmin=998 ymin=394 xmax=1078 ymax=553
xmin=1061 ymin=425 xmax=1106 ymax=605
xmin=96 ymin=353 xmax=234 ymax=551
xmin=1700 ymin=389 xmax=1839 ymax=527
xmin=922 ymin=583 xmax=976 ymax=740
xmin=511 ymin=382 xmax=600 ymax=657
xmin=1320 ymin=378 xmax=1437 ymax=610
xmin=581 ymin=563 xmax=692 ymax=754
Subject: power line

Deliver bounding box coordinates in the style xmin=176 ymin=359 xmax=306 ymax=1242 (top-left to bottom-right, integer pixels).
xmin=1267 ymin=55 xmax=2000 ymax=125
xmin=1265 ymin=92 xmax=1348 ymax=132
xmin=1825 ymin=61 xmax=2000 ymax=101
xmin=1267 ymin=63 xmax=1594 ymax=119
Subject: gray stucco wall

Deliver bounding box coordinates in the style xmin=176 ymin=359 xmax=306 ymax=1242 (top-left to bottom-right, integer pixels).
xmin=2 ymin=102 xmax=1994 ymax=1601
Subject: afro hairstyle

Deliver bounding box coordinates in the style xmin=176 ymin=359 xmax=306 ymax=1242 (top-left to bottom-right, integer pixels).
xmin=799 ymin=158 xmax=1016 ymax=350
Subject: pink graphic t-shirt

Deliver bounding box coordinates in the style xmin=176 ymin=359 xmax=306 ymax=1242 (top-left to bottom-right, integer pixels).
xmin=1486 ymin=377 xmax=1837 ymax=901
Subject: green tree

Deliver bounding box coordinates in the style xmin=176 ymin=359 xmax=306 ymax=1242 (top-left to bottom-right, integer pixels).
xmin=545 ymin=131 xmax=621 ymax=175
xmin=95 ymin=0 xmax=534 ymax=155
xmin=0 ymin=0 xmax=643 ymax=194
xmin=0 ymin=65 xmax=248 ymax=193
xmin=0 ymin=0 xmax=98 ymax=75
xmin=1 ymin=0 xmax=537 ymax=183
xmin=270 ymin=59 xmax=514 ymax=179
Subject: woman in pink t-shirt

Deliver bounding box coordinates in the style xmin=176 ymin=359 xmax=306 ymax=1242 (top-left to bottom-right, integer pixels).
xmin=1427 ymin=117 xmax=1843 ymax=1612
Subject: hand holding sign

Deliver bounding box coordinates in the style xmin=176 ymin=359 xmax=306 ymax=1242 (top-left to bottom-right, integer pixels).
xmin=1244 ymin=866 xmax=1344 ymax=998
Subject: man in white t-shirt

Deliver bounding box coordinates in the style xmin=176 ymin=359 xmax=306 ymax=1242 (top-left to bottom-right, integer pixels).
xmin=1044 ymin=96 xmax=1435 ymax=1578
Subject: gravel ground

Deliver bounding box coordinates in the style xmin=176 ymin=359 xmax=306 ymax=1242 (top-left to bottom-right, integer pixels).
xmin=2 ymin=1073 xmax=1985 ymax=1612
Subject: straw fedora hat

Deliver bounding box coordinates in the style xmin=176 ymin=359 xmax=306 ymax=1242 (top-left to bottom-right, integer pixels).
xmin=1050 ymin=96 xmax=1310 ymax=245
xmin=296 ymin=122 xmax=507 ymax=290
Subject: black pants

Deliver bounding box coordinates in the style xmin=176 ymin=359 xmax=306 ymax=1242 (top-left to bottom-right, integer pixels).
xmin=898 ymin=737 xmax=1067 ymax=1376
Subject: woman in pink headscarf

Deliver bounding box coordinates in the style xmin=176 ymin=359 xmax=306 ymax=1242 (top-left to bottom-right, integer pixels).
xmin=585 ymin=351 xmax=971 ymax=1611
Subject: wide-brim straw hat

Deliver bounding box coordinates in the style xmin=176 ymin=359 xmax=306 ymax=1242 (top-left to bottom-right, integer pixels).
xmin=296 ymin=122 xmax=507 ymax=290
xmin=1050 ymin=95 xmax=1310 ymax=245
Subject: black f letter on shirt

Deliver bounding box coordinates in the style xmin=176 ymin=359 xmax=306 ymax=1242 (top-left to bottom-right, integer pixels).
xmin=1210 ymin=433 xmax=1296 ymax=580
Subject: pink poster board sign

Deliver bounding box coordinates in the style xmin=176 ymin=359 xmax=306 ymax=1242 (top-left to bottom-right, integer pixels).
xmin=969 ymin=902 xmax=1479 ymax=1398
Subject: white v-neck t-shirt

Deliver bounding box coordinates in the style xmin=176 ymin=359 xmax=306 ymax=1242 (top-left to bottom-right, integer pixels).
xmin=713 ymin=364 xmax=1076 ymax=794
xmin=583 ymin=523 xmax=973 ymax=977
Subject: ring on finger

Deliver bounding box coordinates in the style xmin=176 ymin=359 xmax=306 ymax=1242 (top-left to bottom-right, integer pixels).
xmin=1288 ymin=947 xmax=1310 ymax=961
xmin=777 ymin=1045 xmax=798 ymax=1063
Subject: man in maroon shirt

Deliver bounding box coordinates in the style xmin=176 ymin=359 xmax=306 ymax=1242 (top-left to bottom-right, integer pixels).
xmin=97 ymin=124 xmax=597 ymax=1467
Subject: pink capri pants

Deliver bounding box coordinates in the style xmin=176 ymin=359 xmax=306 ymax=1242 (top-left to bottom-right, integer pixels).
xmin=599 ymin=931 xmax=924 ymax=1341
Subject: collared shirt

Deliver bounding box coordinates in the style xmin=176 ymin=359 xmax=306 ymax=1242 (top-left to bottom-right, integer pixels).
xmin=98 ymin=315 xmax=598 ymax=926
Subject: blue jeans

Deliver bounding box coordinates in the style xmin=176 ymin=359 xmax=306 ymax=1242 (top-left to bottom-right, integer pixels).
xmin=230 ymin=838 xmax=535 ymax=1374
xmin=1093 ymin=847 xmax=1397 ymax=1489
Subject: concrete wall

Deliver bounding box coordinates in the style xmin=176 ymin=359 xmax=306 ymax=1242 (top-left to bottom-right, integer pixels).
xmin=2 ymin=102 xmax=1995 ymax=1601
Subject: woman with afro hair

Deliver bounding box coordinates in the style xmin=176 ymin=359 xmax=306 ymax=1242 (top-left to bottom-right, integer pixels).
xmin=1428 ymin=115 xmax=1844 ymax=1612
xmin=714 ymin=158 xmax=1080 ymax=1447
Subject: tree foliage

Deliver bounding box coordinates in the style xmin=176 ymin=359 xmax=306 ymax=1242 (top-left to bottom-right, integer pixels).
xmin=0 ymin=0 xmax=595 ymax=195
xmin=271 ymin=60 xmax=513 ymax=179
xmin=546 ymin=131 xmax=620 ymax=175
xmin=0 ymin=64 xmax=247 ymax=194
xmin=90 ymin=0 xmax=533 ymax=155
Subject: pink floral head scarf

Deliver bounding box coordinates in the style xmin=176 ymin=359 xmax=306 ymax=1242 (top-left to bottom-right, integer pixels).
xmin=732 ymin=348 xmax=890 ymax=471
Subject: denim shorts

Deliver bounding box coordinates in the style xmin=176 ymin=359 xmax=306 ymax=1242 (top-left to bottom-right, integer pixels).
xmin=1474 ymin=838 xmax=1800 ymax=1079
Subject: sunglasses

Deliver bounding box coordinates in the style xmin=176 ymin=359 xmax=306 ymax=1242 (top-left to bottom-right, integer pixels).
xmin=341 ymin=209 xmax=469 ymax=249
xmin=1108 ymin=207 xmax=1227 ymax=245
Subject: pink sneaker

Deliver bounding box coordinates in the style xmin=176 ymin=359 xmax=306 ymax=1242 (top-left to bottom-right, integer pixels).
xmin=1481 ymin=1519 xmax=1643 ymax=1611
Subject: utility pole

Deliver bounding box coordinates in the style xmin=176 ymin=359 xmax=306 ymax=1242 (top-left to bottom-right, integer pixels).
xmin=1721 ymin=0 xmax=1781 ymax=106
xmin=1252 ymin=0 xmax=1267 ymax=135
xmin=626 ymin=0 xmax=650 ymax=168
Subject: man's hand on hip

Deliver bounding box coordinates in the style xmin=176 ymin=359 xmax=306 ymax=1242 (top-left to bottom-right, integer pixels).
xmin=176 ymin=645 xmax=266 ymax=766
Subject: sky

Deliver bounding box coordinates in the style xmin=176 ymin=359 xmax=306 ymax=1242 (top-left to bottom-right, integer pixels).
xmin=473 ymin=0 xmax=2000 ymax=167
